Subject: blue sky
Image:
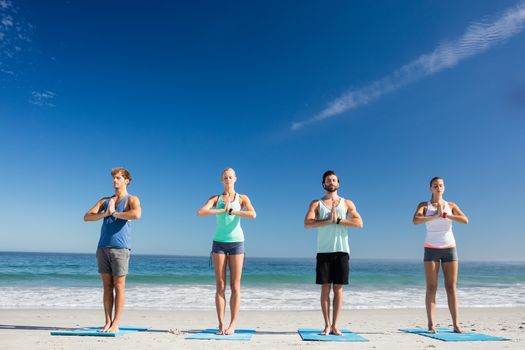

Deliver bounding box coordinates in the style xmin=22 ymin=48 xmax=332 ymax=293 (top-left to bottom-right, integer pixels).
xmin=1 ymin=0 xmax=524 ymax=260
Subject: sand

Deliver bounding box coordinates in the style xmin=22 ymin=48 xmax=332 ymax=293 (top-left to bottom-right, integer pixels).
xmin=0 ymin=307 xmax=523 ymax=349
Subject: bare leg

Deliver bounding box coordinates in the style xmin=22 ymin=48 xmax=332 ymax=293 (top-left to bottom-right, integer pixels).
xmin=213 ymin=253 xmax=227 ymax=334
xmin=331 ymin=284 xmax=343 ymax=335
xmin=107 ymin=275 xmax=126 ymax=333
xmin=225 ymin=253 xmax=244 ymax=335
xmin=320 ymin=284 xmax=331 ymax=335
xmin=99 ymin=273 xmax=113 ymax=332
xmin=424 ymin=261 xmax=439 ymax=333
xmin=443 ymin=261 xmax=462 ymax=333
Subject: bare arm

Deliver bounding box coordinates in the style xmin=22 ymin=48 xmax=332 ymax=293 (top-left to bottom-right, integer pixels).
xmin=338 ymin=199 xmax=363 ymax=228
xmin=412 ymin=201 xmax=436 ymax=224
xmin=197 ymin=195 xmax=226 ymax=216
xmin=304 ymin=200 xmax=332 ymax=228
xmin=83 ymin=198 xmax=110 ymax=222
xmin=448 ymin=202 xmax=469 ymax=224
xmin=231 ymin=194 xmax=256 ymax=219
xmin=114 ymin=196 xmax=141 ymax=220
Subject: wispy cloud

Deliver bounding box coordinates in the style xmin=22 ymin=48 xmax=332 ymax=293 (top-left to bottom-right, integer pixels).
xmin=30 ymin=90 xmax=57 ymax=107
xmin=1 ymin=0 xmax=32 ymax=77
xmin=292 ymin=2 xmax=525 ymax=130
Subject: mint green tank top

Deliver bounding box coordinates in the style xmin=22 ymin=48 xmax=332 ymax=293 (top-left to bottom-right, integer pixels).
xmin=317 ymin=198 xmax=350 ymax=253
xmin=213 ymin=194 xmax=244 ymax=242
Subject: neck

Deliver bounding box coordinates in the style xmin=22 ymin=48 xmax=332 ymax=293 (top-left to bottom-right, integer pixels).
xmin=324 ymin=191 xmax=339 ymax=200
xmin=115 ymin=188 xmax=128 ymax=198
xmin=431 ymin=194 xmax=442 ymax=202
xmin=223 ymin=186 xmax=235 ymax=195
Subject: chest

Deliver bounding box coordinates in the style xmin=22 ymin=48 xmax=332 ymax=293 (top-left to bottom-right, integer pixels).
xmin=318 ymin=199 xmax=347 ymax=217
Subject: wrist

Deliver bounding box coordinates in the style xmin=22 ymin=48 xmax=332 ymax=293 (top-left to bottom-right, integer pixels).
xmin=442 ymin=212 xmax=447 ymax=219
xmin=336 ymin=218 xmax=342 ymax=225
xmin=228 ymin=208 xmax=233 ymax=215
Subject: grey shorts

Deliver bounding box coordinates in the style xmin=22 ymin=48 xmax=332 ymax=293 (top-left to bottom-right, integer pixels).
xmin=211 ymin=241 xmax=245 ymax=255
xmin=424 ymin=247 xmax=458 ymax=263
xmin=96 ymin=248 xmax=130 ymax=276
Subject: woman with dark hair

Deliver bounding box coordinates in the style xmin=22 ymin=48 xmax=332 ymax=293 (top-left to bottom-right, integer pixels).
xmin=197 ymin=167 xmax=256 ymax=335
xmin=412 ymin=177 xmax=469 ymax=333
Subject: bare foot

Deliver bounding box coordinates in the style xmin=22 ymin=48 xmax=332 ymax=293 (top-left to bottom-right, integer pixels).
xmin=224 ymin=323 xmax=236 ymax=335
xmin=216 ymin=324 xmax=225 ymax=335
xmin=106 ymin=324 xmax=119 ymax=333
xmin=331 ymin=326 xmax=343 ymax=336
xmin=98 ymin=322 xmax=111 ymax=332
xmin=320 ymin=325 xmax=331 ymax=336
xmin=428 ymin=327 xmax=436 ymax=334
xmin=453 ymin=325 xmax=463 ymax=333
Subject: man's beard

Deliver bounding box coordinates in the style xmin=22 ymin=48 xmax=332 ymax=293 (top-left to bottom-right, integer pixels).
xmin=324 ymin=185 xmax=338 ymax=193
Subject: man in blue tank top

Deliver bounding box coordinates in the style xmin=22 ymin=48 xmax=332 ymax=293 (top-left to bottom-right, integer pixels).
xmin=84 ymin=167 xmax=142 ymax=333
xmin=304 ymin=170 xmax=363 ymax=336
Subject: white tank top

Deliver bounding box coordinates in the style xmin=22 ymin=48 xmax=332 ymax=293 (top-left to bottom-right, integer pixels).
xmin=317 ymin=198 xmax=350 ymax=253
xmin=424 ymin=201 xmax=456 ymax=248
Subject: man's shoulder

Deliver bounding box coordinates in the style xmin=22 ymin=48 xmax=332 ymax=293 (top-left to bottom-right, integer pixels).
xmin=127 ymin=194 xmax=141 ymax=202
xmin=309 ymin=199 xmax=321 ymax=206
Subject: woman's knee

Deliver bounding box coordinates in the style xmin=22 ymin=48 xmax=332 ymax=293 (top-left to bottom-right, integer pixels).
xmin=444 ymin=283 xmax=457 ymax=294
xmin=426 ymin=283 xmax=438 ymax=293
xmin=216 ymin=280 xmax=226 ymax=293
xmin=230 ymin=282 xmax=241 ymax=294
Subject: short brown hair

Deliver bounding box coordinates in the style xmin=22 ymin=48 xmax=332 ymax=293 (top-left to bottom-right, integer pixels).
xmin=111 ymin=167 xmax=132 ymax=183
xmin=322 ymin=170 xmax=339 ymax=184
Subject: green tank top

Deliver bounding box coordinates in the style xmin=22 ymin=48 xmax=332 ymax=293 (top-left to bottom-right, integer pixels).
xmin=213 ymin=193 xmax=244 ymax=242
xmin=317 ymin=197 xmax=349 ymax=253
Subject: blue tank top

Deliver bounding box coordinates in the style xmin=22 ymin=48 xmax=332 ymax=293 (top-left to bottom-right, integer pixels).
xmin=97 ymin=195 xmax=131 ymax=249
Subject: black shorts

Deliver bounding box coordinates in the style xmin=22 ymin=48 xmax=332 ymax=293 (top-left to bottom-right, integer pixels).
xmin=316 ymin=252 xmax=349 ymax=285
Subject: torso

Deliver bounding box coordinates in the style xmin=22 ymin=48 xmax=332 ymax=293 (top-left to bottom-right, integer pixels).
xmin=423 ymin=200 xmax=456 ymax=248
xmin=213 ymin=193 xmax=244 ymax=243
xmin=317 ymin=197 xmax=350 ymax=254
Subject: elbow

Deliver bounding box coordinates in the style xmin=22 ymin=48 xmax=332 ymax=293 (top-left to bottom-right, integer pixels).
xmin=464 ymin=217 xmax=469 ymax=224
xmin=251 ymin=211 xmax=257 ymax=219
xmin=196 ymin=210 xmax=204 ymax=217
xmin=83 ymin=214 xmax=90 ymax=222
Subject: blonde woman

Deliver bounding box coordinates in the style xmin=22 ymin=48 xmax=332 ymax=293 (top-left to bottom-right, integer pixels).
xmin=197 ymin=168 xmax=256 ymax=335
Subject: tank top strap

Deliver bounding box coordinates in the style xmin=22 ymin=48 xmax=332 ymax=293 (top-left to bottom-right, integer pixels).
xmin=117 ymin=194 xmax=130 ymax=212
xmin=102 ymin=196 xmax=111 ymax=210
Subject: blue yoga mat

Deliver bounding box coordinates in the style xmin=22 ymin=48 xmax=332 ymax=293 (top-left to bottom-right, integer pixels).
xmin=400 ymin=328 xmax=511 ymax=342
xmin=298 ymin=328 xmax=368 ymax=342
xmin=185 ymin=328 xmax=256 ymax=340
xmin=51 ymin=326 xmax=150 ymax=337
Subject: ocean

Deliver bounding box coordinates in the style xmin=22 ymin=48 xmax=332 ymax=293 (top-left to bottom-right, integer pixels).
xmin=0 ymin=252 xmax=523 ymax=310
